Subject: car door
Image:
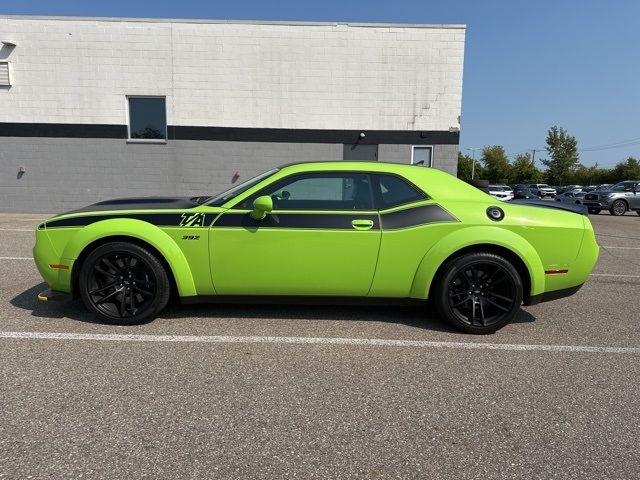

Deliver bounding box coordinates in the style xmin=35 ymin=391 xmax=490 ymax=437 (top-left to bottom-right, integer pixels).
xmin=209 ymin=172 xmax=381 ymax=296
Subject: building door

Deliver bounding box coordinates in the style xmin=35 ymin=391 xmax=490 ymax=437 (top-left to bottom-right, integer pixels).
xmin=343 ymin=144 xmax=378 ymax=161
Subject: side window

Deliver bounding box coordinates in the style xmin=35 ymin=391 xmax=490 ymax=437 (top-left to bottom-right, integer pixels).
xmin=375 ymin=174 xmax=426 ymax=209
xmin=243 ymin=173 xmax=374 ymax=210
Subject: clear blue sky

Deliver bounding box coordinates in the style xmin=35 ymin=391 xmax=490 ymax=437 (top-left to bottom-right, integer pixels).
xmin=3 ymin=0 xmax=639 ymax=167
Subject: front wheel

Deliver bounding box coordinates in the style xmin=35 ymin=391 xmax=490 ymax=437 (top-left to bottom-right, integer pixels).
xmin=588 ymin=208 xmax=601 ymax=215
xmin=434 ymin=253 xmax=523 ymax=334
xmin=79 ymin=241 xmax=171 ymax=325
xmin=609 ymin=200 xmax=627 ymax=216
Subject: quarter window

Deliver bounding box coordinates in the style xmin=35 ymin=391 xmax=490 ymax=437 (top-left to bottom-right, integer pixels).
xmin=243 ymin=173 xmax=374 ymax=210
xmin=375 ymin=174 xmax=426 ymax=209
xmin=127 ymin=96 xmax=167 ymax=141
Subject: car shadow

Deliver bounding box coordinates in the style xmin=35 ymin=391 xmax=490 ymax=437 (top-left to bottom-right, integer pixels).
xmin=10 ymin=283 xmax=537 ymax=333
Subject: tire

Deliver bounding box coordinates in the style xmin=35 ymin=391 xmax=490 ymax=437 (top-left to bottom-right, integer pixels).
xmin=609 ymin=200 xmax=627 ymax=216
xmin=588 ymin=208 xmax=601 ymax=214
xmin=79 ymin=241 xmax=171 ymax=325
xmin=637 ymin=211 xmax=640 ymax=216
xmin=433 ymin=253 xmax=523 ymax=334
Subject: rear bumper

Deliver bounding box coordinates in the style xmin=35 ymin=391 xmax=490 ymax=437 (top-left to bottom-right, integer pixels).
xmin=523 ymin=284 xmax=583 ymax=306
xmin=38 ymin=288 xmax=71 ymax=302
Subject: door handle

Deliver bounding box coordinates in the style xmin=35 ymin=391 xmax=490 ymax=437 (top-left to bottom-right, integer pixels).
xmin=351 ymin=219 xmax=374 ymax=231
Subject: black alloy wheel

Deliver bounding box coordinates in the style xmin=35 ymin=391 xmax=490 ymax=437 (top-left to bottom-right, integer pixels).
xmin=79 ymin=242 xmax=170 ymax=325
xmin=610 ymin=200 xmax=627 ymax=216
xmin=434 ymin=253 xmax=523 ymax=334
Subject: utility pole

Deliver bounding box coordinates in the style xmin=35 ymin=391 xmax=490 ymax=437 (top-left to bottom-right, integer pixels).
xmin=467 ymin=147 xmax=482 ymax=179
xmin=530 ymin=149 xmax=541 ymax=167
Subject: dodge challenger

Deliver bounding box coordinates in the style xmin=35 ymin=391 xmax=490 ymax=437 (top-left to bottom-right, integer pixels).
xmin=34 ymin=162 xmax=599 ymax=334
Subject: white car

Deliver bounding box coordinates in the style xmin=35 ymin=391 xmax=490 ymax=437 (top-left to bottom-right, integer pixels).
xmin=528 ymin=184 xmax=557 ymax=198
xmin=489 ymin=185 xmax=514 ymax=201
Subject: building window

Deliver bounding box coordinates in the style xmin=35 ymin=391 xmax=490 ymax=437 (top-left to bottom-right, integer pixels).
xmin=0 ymin=62 xmax=11 ymax=86
xmin=411 ymin=146 xmax=433 ymax=167
xmin=127 ymin=96 xmax=167 ymax=141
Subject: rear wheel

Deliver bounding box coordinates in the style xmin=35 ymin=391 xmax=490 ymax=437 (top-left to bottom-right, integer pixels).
xmin=609 ymin=200 xmax=627 ymax=216
xmin=588 ymin=208 xmax=601 ymax=214
xmin=79 ymin=242 xmax=170 ymax=325
xmin=434 ymin=253 xmax=523 ymax=334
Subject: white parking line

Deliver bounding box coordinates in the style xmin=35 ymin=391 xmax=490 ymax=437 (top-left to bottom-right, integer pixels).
xmin=0 ymin=256 xmax=32 ymax=260
xmin=0 ymin=228 xmax=33 ymax=232
xmin=0 ymin=331 xmax=638 ymax=354
xmin=591 ymin=273 xmax=640 ymax=278
xmin=601 ymin=246 xmax=640 ymax=250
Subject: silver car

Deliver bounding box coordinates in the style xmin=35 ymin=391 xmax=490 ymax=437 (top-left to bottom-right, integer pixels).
xmin=582 ymin=181 xmax=640 ymax=216
xmin=555 ymin=191 xmax=587 ymax=205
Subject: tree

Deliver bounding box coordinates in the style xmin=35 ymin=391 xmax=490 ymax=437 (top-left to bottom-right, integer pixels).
xmin=480 ymin=145 xmax=511 ymax=182
xmin=510 ymin=153 xmax=544 ymax=183
xmin=611 ymin=157 xmax=640 ymax=181
xmin=542 ymin=126 xmax=579 ymax=184
xmin=457 ymin=152 xmax=483 ymax=182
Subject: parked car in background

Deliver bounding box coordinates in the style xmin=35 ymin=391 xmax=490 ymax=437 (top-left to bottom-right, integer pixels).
xmin=528 ymin=184 xmax=557 ymax=198
xmin=512 ymin=187 xmax=539 ymax=200
xmin=489 ymin=185 xmax=514 ymax=201
xmin=558 ymin=185 xmax=583 ymax=194
xmin=555 ymin=191 xmax=587 ymax=205
xmin=582 ymin=180 xmax=640 ymax=215
xmin=582 ymin=185 xmax=600 ymax=192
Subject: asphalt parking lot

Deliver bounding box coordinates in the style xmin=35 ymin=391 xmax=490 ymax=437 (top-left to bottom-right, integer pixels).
xmin=1 ymin=212 xmax=639 ymax=479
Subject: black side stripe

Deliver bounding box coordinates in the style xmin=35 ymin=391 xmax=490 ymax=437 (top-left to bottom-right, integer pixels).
xmin=43 ymin=205 xmax=457 ymax=230
xmin=45 ymin=213 xmax=216 ymax=229
xmin=380 ymin=204 xmax=457 ymax=230
xmin=213 ymin=213 xmax=380 ymax=230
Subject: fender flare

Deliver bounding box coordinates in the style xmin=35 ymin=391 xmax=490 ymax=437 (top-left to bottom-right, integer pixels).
xmin=409 ymin=226 xmax=546 ymax=299
xmin=59 ymin=218 xmax=197 ymax=297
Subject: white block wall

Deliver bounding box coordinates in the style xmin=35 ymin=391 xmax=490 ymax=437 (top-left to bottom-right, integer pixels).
xmin=0 ymin=17 xmax=465 ymax=131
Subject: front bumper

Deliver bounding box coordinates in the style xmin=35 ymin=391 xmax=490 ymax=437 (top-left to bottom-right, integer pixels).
xmin=583 ymin=201 xmax=610 ymax=209
xmin=38 ymin=288 xmax=71 ymax=302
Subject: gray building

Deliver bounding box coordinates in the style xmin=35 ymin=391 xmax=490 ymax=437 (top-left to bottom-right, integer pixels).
xmin=0 ymin=16 xmax=465 ymax=212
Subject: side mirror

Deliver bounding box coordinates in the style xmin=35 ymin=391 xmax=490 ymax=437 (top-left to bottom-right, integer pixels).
xmin=250 ymin=195 xmax=273 ymax=220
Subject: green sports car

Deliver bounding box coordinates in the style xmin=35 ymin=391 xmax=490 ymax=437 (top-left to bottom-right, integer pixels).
xmin=34 ymin=162 xmax=599 ymax=334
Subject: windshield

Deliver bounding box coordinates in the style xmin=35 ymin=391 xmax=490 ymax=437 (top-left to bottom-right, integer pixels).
xmin=206 ymin=169 xmax=279 ymax=207
xmin=609 ymin=181 xmax=636 ymax=192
